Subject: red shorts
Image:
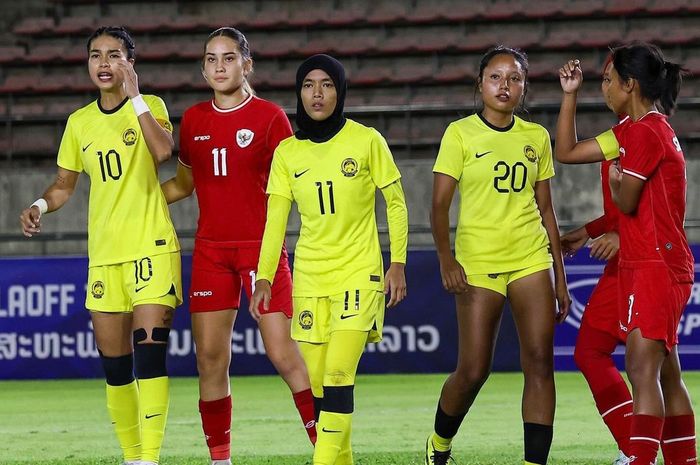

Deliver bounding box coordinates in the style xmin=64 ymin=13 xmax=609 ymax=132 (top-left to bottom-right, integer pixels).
xmin=581 ymin=270 xmax=620 ymax=340
xmin=189 ymin=241 xmax=292 ymax=317
xmin=618 ymin=265 xmax=692 ymax=352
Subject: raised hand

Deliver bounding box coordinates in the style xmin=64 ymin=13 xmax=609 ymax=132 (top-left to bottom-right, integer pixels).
xmin=559 ymin=59 xmax=583 ymax=94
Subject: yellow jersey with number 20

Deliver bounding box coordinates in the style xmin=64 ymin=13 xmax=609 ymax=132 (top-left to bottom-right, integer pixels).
xmin=433 ymin=114 xmax=554 ymax=274
xmin=57 ymin=95 xmax=179 ymax=267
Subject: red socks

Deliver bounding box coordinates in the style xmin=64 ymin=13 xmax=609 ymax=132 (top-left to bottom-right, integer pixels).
xmin=199 ymin=396 xmax=232 ymax=460
xmin=661 ymin=414 xmax=697 ymax=465
xmin=629 ymin=414 xmax=663 ymax=465
xmin=596 ymin=382 xmax=634 ymax=455
xmin=293 ymin=388 xmax=318 ymax=444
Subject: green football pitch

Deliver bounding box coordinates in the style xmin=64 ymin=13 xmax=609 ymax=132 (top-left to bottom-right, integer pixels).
xmin=1 ymin=372 xmax=699 ymax=464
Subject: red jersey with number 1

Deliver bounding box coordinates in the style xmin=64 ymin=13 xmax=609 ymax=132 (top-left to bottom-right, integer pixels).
xmin=178 ymin=95 xmax=293 ymax=245
xmin=613 ymin=111 xmax=693 ymax=283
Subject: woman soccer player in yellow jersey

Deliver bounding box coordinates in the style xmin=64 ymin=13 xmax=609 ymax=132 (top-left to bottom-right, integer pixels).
xmin=19 ymin=26 xmax=180 ymax=465
xmin=424 ymin=46 xmax=571 ymax=465
xmin=250 ymin=54 xmax=409 ymax=465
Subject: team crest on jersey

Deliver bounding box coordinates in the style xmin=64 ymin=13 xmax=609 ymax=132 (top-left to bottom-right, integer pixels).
xmin=523 ymin=145 xmax=537 ymax=163
xmin=341 ymin=158 xmax=358 ymax=177
xmin=91 ymin=281 xmax=105 ymax=299
xmin=122 ymin=128 xmax=137 ymax=146
xmin=236 ymin=129 xmax=254 ymax=148
xmin=299 ymin=310 xmax=313 ymax=330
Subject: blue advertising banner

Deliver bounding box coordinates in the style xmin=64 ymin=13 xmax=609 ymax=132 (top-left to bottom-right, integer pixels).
xmin=0 ymin=248 xmax=698 ymax=379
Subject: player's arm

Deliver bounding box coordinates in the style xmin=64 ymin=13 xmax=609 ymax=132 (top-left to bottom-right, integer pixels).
xmin=161 ymin=161 xmax=194 ymax=204
xmin=608 ymin=161 xmax=644 ymax=214
xmin=381 ymin=179 xmax=408 ymax=307
xmin=20 ymin=167 xmax=79 ymax=237
xmin=555 ymin=59 xmax=606 ymax=164
xmin=115 ymin=60 xmax=174 ymax=164
xmin=431 ymin=173 xmax=467 ymax=294
xmin=249 ymin=194 xmax=291 ymax=321
xmin=535 ymin=179 xmax=571 ymax=323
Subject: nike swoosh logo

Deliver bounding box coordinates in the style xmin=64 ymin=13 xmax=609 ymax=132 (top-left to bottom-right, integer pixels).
xmin=322 ymin=427 xmax=342 ymax=433
xmin=475 ymin=151 xmax=492 ymax=158
xmin=340 ymin=314 xmax=358 ymax=320
xmin=145 ymin=413 xmax=162 ymax=419
xmin=82 ymin=142 xmax=93 ymax=152
xmin=135 ymin=285 xmax=148 ymax=292
xmin=294 ymin=169 xmax=310 ymax=178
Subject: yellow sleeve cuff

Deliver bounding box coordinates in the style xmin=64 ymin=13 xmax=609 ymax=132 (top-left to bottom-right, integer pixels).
xmin=381 ymin=180 xmax=408 ymax=264
xmin=257 ymin=194 xmax=291 ymax=284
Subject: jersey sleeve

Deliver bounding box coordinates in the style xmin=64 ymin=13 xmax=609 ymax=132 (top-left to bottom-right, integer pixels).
xmin=143 ymin=95 xmax=173 ymax=133
xmin=433 ymin=123 xmax=465 ymax=181
xmin=368 ymin=129 xmax=401 ymax=189
xmin=536 ymin=128 xmax=555 ymax=181
xmin=620 ymin=123 xmax=664 ymax=181
xmin=266 ymin=108 xmax=293 ymax=153
xmin=595 ymin=129 xmax=620 ymax=161
xmin=266 ymin=147 xmax=293 ymax=201
xmin=178 ymin=110 xmax=192 ymax=168
xmin=56 ymin=115 xmax=83 ymax=172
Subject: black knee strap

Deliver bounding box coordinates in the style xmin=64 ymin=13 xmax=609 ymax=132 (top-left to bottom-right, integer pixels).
xmin=99 ymin=351 xmax=135 ymax=386
xmin=134 ymin=342 xmax=168 ymax=379
xmin=322 ymin=385 xmax=354 ymax=414
xmin=133 ymin=327 xmax=171 ymax=344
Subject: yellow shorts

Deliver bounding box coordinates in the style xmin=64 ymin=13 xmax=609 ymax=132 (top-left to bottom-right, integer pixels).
xmin=467 ymin=262 xmax=552 ymax=297
xmin=292 ymin=289 xmax=385 ymax=344
xmin=86 ymin=252 xmax=182 ymax=312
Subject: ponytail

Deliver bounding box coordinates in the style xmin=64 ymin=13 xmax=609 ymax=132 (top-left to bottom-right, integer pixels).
xmin=658 ymin=60 xmax=684 ymax=116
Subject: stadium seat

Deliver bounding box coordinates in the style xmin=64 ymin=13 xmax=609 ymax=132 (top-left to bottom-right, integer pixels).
xmin=557 ymin=0 xmax=605 ymax=17
xmin=366 ymin=0 xmax=410 ymax=24
xmin=603 ymin=0 xmax=648 ymax=16
xmin=646 ymin=0 xmax=689 ymax=15
xmin=0 ymin=46 xmax=26 ymax=64
xmin=349 ymin=63 xmax=393 ymax=86
xmin=26 ymin=44 xmax=67 ymax=64
xmin=54 ymin=16 xmax=95 ymax=35
xmin=393 ymin=61 xmax=436 ymax=84
xmin=13 ymin=17 xmax=55 ymax=36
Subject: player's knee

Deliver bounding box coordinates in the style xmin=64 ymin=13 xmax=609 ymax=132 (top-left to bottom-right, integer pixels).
xmin=99 ymin=351 xmax=135 ymax=386
xmin=573 ymin=343 xmax=595 ymax=373
xmin=324 ymin=369 xmax=354 ymax=387
xmin=133 ymin=327 xmax=169 ymax=379
xmin=195 ymin=344 xmax=231 ymax=377
xmin=323 ymin=385 xmax=354 ymax=414
xmin=521 ymin=348 xmax=554 ymax=381
xmin=454 ymin=363 xmax=491 ymax=393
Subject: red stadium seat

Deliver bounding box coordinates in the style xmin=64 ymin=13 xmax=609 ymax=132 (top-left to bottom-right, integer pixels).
xmin=558 ymin=0 xmax=605 ymax=17
xmin=349 ymin=63 xmax=393 ymax=86
xmin=646 ymin=0 xmax=689 ymax=15
xmin=0 ymin=74 xmax=36 ymax=93
xmin=0 ymin=46 xmax=26 ymax=64
xmin=393 ymin=61 xmax=436 ymax=84
xmin=13 ymin=17 xmax=55 ymax=36
xmin=434 ymin=62 xmax=476 ymax=83
xmin=366 ymin=0 xmax=410 ymax=24
xmin=54 ymin=16 xmax=95 ymax=35
xmin=482 ymin=0 xmax=529 ymax=20
xmin=26 ymin=44 xmax=67 ymax=64
xmin=604 ymin=0 xmax=648 ymax=16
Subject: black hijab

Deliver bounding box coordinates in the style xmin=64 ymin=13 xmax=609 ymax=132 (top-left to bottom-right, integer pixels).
xmin=295 ymin=54 xmax=347 ymax=143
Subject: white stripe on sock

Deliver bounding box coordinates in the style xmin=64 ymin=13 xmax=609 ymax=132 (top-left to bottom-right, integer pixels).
xmin=601 ymin=400 xmax=633 ymax=418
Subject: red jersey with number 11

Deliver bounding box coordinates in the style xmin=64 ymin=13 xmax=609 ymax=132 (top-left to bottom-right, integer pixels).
xmin=178 ymin=95 xmax=293 ymax=245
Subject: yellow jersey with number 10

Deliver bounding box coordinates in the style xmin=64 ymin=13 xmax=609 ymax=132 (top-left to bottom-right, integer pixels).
xmin=266 ymin=119 xmax=401 ymax=297
xmin=57 ymin=95 xmax=179 ymax=267
xmin=433 ymin=114 xmax=554 ymax=274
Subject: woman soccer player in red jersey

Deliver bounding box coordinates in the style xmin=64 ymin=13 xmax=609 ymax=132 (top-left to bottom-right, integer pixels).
xmin=20 ymin=27 xmax=180 ymax=465
xmin=161 ymin=27 xmax=316 ymax=465
xmin=558 ymin=43 xmax=696 ymax=465
xmin=556 ymin=56 xmax=633 ymax=465
xmin=425 ymin=46 xmax=570 ymax=465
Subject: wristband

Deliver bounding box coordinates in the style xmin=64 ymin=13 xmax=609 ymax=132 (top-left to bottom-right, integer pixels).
xmin=131 ymin=94 xmax=150 ymax=117
xmin=31 ymin=198 xmax=48 ymax=215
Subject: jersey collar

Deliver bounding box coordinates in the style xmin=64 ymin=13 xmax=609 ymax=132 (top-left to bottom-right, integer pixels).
xmin=211 ymin=94 xmax=254 ymax=113
xmin=97 ymin=96 xmax=129 ymax=115
xmin=478 ymin=112 xmax=515 ymax=132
